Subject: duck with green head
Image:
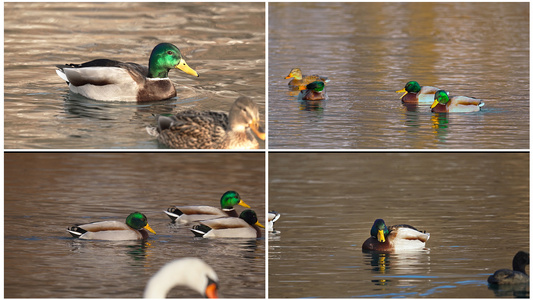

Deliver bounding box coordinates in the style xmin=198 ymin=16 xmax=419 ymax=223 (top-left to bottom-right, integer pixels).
xmin=147 ymin=96 xmax=265 ymax=149
xmin=298 ymin=81 xmax=327 ymax=100
xmin=191 ymin=209 xmax=265 ymax=238
xmin=164 ymin=190 xmax=252 ymax=224
xmin=285 ymin=68 xmax=329 ymax=89
xmin=56 ymin=43 xmax=199 ymax=102
xmin=66 ymin=212 xmax=156 ymax=240
xmin=362 ymin=219 xmax=430 ymax=252
xmin=488 ymin=251 xmax=529 ymax=286
xmin=431 ymin=90 xmax=484 ymax=113
xmin=396 ymin=81 xmax=442 ymax=105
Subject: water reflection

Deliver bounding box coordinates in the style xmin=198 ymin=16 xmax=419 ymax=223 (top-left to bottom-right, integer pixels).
xmin=488 ymin=284 xmax=529 ymax=298
xmin=299 ymin=99 xmax=326 ymax=112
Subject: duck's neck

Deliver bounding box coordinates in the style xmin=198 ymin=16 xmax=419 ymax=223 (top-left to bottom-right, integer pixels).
xmin=148 ymin=64 xmax=170 ymax=78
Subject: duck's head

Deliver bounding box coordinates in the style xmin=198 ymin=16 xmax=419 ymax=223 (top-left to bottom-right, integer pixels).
xmin=285 ymin=68 xmax=303 ymax=80
xmin=513 ymin=251 xmax=530 ymax=273
xmin=396 ymin=81 xmax=421 ymax=98
xmin=370 ymin=219 xmax=389 ymax=243
xmin=240 ymin=209 xmax=265 ymax=228
xmin=228 ymin=97 xmax=265 ymax=141
xmin=143 ymin=258 xmax=219 ymax=298
xmin=303 ymin=81 xmax=325 ymax=92
xmin=148 ymin=43 xmax=199 ymax=78
xmin=220 ymin=190 xmax=251 ymax=210
xmin=431 ymin=90 xmax=450 ymax=108
xmin=126 ymin=212 xmax=156 ymax=234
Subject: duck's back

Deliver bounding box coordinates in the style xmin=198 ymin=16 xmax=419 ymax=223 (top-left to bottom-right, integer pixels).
xmin=488 ymin=269 xmax=529 ymax=285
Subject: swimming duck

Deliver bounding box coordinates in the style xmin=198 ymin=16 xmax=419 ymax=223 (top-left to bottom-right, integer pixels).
xmin=362 ymin=219 xmax=430 ymax=252
xmin=396 ymin=81 xmax=441 ymax=105
xmin=431 ymin=90 xmax=484 ymax=113
xmin=56 ymin=43 xmax=198 ymax=102
xmin=285 ymin=68 xmax=329 ymax=88
xmin=190 ymin=209 xmax=265 ymax=238
xmin=164 ymin=191 xmax=251 ymax=224
xmin=268 ymin=211 xmax=281 ymax=232
xmin=144 ymin=258 xmax=219 ymax=298
xmin=66 ymin=212 xmax=156 ymax=241
xmin=297 ymin=81 xmax=327 ymax=100
xmin=147 ymin=96 xmax=265 ymax=149
xmin=488 ymin=251 xmax=529 ymax=285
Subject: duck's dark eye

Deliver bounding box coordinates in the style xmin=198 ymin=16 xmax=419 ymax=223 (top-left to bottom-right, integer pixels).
xmin=167 ymin=50 xmax=173 ymax=55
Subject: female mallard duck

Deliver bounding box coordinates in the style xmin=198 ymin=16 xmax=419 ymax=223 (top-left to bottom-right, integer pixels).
xmin=297 ymin=81 xmax=327 ymax=100
xmin=164 ymin=190 xmax=251 ymax=224
xmin=431 ymin=90 xmax=484 ymax=113
xmin=190 ymin=209 xmax=265 ymax=238
xmin=55 ymin=43 xmax=199 ymax=102
xmin=362 ymin=219 xmax=430 ymax=252
xmin=488 ymin=251 xmax=529 ymax=285
xmin=66 ymin=212 xmax=156 ymax=240
xmin=147 ymin=96 xmax=265 ymax=149
xmin=285 ymin=68 xmax=329 ymax=88
xmin=268 ymin=211 xmax=281 ymax=232
xmin=144 ymin=258 xmax=219 ymax=298
xmin=396 ymin=81 xmax=441 ymax=105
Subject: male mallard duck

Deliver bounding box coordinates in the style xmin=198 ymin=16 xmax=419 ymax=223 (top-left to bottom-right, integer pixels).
xmin=147 ymin=96 xmax=265 ymax=149
xmin=66 ymin=212 xmax=156 ymax=240
xmin=56 ymin=43 xmax=198 ymax=102
xmin=190 ymin=209 xmax=265 ymax=238
xmin=431 ymin=90 xmax=484 ymax=113
xmin=144 ymin=258 xmax=218 ymax=298
xmin=362 ymin=219 xmax=430 ymax=252
xmin=268 ymin=211 xmax=281 ymax=232
xmin=297 ymin=81 xmax=327 ymax=100
xmin=488 ymin=251 xmax=529 ymax=285
xmin=396 ymin=81 xmax=441 ymax=105
xmin=285 ymin=68 xmax=329 ymax=88
xmin=164 ymin=191 xmax=251 ymax=224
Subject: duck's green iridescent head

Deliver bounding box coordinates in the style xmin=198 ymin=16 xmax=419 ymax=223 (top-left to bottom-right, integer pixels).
xmin=240 ymin=209 xmax=265 ymax=228
xmin=306 ymin=81 xmax=325 ymax=92
xmin=370 ymin=219 xmax=389 ymax=243
xmin=220 ymin=190 xmax=251 ymax=210
xmin=126 ymin=212 xmax=156 ymax=234
xmin=431 ymin=90 xmax=450 ymax=108
xmin=148 ymin=43 xmax=199 ymax=78
xmin=396 ymin=81 xmax=421 ymax=98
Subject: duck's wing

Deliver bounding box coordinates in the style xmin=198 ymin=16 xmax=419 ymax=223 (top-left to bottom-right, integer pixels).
xmin=451 ymin=95 xmax=484 ymax=106
xmin=390 ymin=225 xmax=430 ymax=242
xmin=194 ymin=217 xmax=257 ymax=238
xmin=76 ymin=220 xmax=131 ymax=232
xmin=157 ymin=111 xmax=229 ymax=149
xmin=57 ymin=59 xmax=148 ymax=86
xmin=165 ymin=205 xmax=228 ymax=224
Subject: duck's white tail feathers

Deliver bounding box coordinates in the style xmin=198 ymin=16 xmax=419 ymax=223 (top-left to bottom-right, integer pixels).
xmin=56 ymin=69 xmax=69 ymax=83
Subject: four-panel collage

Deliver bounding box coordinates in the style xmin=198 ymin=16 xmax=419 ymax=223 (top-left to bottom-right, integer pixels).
xmin=3 ymin=1 xmax=530 ymax=299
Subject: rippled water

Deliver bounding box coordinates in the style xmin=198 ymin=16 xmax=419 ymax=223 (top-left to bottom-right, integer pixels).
xmin=268 ymin=153 xmax=529 ymax=298
xmin=4 ymin=153 xmax=266 ymax=298
xmin=268 ymin=2 xmax=529 ymax=149
xmin=4 ymin=2 xmax=265 ymax=149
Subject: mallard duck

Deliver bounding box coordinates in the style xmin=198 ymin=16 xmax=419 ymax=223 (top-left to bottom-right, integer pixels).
xmin=396 ymin=81 xmax=441 ymax=105
xmin=144 ymin=258 xmax=218 ymax=298
xmin=362 ymin=219 xmax=430 ymax=252
xmin=55 ymin=43 xmax=198 ymax=102
xmin=190 ymin=209 xmax=265 ymax=238
xmin=488 ymin=251 xmax=529 ymax=285
xmin=66 ymin=212 xmax=156 ymax=240
xmin=431 ymin=90 xmax=484 ymax=113
xmin=164 ymin=190 xmax=251 ymax=224
xmin=268 ymin=211 xmax=281 ymax=232
xmin=147 ymin=96 xmax=265 ymax=149
xmin=285 ymin=68 xmax=329 ymax=88
xmin=297 ymin=81 xmax=327 ymax=100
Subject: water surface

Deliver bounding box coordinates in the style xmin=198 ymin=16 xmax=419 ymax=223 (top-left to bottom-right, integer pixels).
xmin=4 ymin=153 xmax=266 ymax=298
xmin=269 ymin=3 xmax=529 ymax=149
xmin=269 ymin=153 xmax=529 ymax=298
xmin=4 ymin=2 xmax=265 ymax=149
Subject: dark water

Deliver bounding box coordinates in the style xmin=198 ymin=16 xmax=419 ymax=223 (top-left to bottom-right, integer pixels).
xmin=4 ymin=2 xmax=265 ymax=149
xmin=268 ymin=2 xmax=529 ymax=149
xmin=4 ymin=153 xmax=266 ymax=298
xmin=268 ymin=153 xmax=529 ymax=298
